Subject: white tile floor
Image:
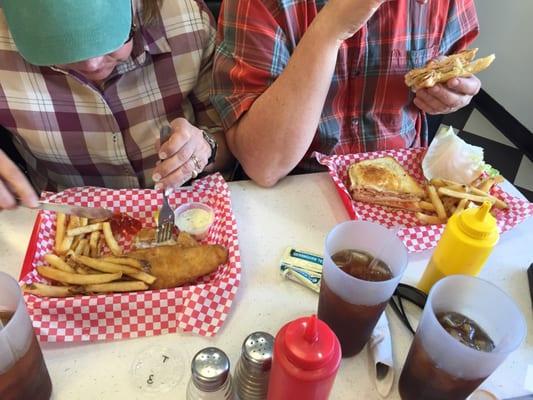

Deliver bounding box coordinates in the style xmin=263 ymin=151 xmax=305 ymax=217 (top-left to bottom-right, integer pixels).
xmin=514 ymin=156 xmax=533 ymax=192
xmin=464 ymin=109 xmax=518 ymax=148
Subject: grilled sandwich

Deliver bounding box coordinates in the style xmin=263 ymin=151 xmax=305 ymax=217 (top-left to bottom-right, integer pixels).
xmin=348 ymin=157 xmax=426 ymax=211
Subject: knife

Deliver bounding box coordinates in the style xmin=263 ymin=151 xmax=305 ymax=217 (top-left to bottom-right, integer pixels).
xmin=32 ymin=201 xmax=114 ymax=219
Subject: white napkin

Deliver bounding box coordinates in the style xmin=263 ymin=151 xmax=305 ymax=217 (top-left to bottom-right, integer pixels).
xmin=368 ymin=313 xmax=394 ymax=397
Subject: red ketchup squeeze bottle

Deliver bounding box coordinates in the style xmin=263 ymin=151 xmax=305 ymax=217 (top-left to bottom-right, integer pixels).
xmin=267 ymin=315 xmax=341 ymax=400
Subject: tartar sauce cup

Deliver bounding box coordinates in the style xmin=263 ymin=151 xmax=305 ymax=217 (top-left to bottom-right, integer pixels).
xmin=174 ymin=202 xmax=215 ymax=240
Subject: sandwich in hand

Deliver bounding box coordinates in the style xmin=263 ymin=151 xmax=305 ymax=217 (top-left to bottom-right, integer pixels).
xmin=348 ymin=157 xmax=426 ymax=211
xmin=404 ymin=48 xmax=495 ymax=91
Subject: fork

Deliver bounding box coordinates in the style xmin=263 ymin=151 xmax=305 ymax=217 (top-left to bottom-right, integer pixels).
xmin=156 ymin=126 xmax=175 ymax=242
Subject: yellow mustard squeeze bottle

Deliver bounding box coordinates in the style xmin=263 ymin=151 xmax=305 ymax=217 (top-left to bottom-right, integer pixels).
xmin=418 ymin=201 xmax=499 ymax=293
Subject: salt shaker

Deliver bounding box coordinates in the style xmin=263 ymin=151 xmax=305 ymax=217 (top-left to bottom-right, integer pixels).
xmin=186 ymin=347 xmax=235 ymax=400
xmin=234 ymin=331 xmax=274 ymax=400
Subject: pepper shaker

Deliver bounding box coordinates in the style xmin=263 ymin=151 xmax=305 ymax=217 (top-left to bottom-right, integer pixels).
xmin=234 ymin=331 xmax=274 ymax=400
xmin=186 ymin=347 xmax=234 ymax=400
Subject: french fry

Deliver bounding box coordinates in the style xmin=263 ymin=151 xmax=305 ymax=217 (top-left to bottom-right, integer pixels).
xmin=74 ymin=239 xmax=89 ymax=256
xmin=453 ymin=198 xmax=469 ymax=215
xmin=416 ymin=212 xmax=446 ymax=225
xmin=89 ymin=218 xmax=108 ymax=224
xmin=67 ymin=223 xmax=102 ymax=237
xmin=84 ymin=281 xmax=149 ymax=293
xmin=54 ymin=213 xmax=67 ymax=254
xmin=89 ymin=231 xmax=101 ymax=258
xmin=428 ymin=185 xmax=447 ymax=220
xmin=102 ymin=222 xmax=122 ymax=255
xmin=438 ymin=187 xmax=496 ymax=205
xmin=73 ymin=255 xmax=156 ymax=284
xmin=82 ymin=242 xmax=91 ymax=256
xmin=44 ymin=253 xmax=76 ymax=273
xmin=79 ymin=217 xmax=88 ymax=227
xmin=68 ymin=216 xmax=81 ymax=230
xmin=99 ymin=256 xmax=147 ymax=270
xmin=73 ymin=255 xmax=140 ymax=275
xmin=22 ymin=282 xmax=84 ymax=297
xmin=128 ymin=271 xmax=157 ymax=285
xmin=429 ymin=178 xmax=448 ymax=188
xmin=57 ymin=235 xmax=74 ymax=255
xmin=442 ymin=197 xmax=458 ymax=216
xmin=478 ymin=177 xmax=495 ymax=193
xmin=419 ymin=201 xmax=436 ymax=212
xmin=467 ymin=186 xmax=508 ymax=209
xmin=37 ymin=266 xmax=122 ymax=285
xmin=75 ymin=266 xmax=90 ymax=275
xmin=70 ymin=235 xmax=82 ymax=252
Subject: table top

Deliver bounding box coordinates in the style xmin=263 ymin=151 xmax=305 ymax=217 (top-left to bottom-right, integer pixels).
xmin=0 ymin=172 xmax=531 ymax=399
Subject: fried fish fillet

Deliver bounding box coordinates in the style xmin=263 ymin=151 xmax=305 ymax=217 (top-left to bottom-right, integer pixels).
xmin=127 ymin=244 xmax=228 ymax=289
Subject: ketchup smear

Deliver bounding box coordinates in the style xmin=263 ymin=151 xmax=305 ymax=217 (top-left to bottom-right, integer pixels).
xmin=109 ymin=212 xmax=142 ymax=236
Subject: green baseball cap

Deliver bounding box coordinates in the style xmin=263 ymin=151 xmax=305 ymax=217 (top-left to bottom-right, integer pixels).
xmin=2 ymin=0 xmax=132 ymax=66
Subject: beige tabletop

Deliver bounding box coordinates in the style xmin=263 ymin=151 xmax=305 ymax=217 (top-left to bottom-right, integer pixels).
xmin=0 ymin=172 xmax=532 ymax=399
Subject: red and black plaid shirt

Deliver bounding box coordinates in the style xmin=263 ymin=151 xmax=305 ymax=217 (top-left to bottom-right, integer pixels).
xmin=211 ymin=0 xmax=479 ymax=171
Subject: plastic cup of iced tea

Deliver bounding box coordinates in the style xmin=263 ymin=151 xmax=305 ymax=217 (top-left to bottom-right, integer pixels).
xmin=399 ymin=275 xmax=526 ymax=400
xmin=317 ymin=220 xmax=408 ymax=357
xmin=0 ymin=272 xmax=52 ymax=400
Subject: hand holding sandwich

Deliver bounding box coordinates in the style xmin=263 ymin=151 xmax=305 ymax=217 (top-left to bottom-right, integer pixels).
xmin=414 ymin=75 xmax=481 ymax=115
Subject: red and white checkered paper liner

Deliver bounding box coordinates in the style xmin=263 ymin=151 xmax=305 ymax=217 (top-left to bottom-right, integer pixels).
xmin=20 ymin=173 xmax=241 ymax=342
xmin=316 ymin=149 xmax=533 ymax=252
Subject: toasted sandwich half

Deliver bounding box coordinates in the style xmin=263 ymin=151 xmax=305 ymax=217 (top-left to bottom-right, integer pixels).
xmin=348 ymin=157 xmax=426 ymax=211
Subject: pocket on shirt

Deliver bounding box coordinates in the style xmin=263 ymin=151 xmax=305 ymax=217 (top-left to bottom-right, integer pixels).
xmin=406 ymin=46 xmax=440 ymax=69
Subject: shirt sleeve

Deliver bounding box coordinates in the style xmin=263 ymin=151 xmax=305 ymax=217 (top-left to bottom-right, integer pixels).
xmin=189 ymin=4 xmax=224 ymax=133
xmin=210 ymin=0 xmax=292 ymax=131
xmin=440 ymin=0 xmax=479 ymax=55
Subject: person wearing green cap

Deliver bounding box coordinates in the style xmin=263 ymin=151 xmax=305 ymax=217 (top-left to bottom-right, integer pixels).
xmin=0 ymin=0 xmax=232 ymax=211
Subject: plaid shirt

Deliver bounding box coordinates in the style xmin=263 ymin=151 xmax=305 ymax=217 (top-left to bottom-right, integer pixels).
xmin=0 ymin=0 xmax=220 ymax=191
xmin=211 ymin=0 xmax=479 ymax=171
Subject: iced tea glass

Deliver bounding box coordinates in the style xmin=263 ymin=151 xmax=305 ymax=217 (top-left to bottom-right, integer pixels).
xmin=317 ymin=221 xmax=408 ymax=357
xmin=399 ymin=275 xmax=526 ymax=400
xmin=0 ymin=272 xmax=52 ymax=400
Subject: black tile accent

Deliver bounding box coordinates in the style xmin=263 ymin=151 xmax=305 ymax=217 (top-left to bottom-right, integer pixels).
xmin=441 ymin=104 xmax=475 ymax=131
xmin=473 ymin=89 xmax=533 ymax=161
xmin=458 ymin=131 xmax=523 ymax=182
xmin=516 ymin=185 xmax=533 ymax=202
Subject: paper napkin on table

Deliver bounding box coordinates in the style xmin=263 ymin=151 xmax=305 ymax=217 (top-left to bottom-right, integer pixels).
xmin=368 ymin=313 xmax=394 ymax=398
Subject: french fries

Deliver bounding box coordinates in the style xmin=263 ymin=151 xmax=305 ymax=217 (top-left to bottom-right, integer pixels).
xmin=84 ymin=281 xmax=149 ymax=293
xmin=22 ymin=282 xmax=84 ymax=297
xmin=28 ymin=211 xmax=154 ymax=297
xmin=414 ymin=175 xmax=507 ymax=225
xmin=43 ymin=254 xmax=76 ymax=273
xmin=427 ymin=185 xmax=447 ymax=220
xmin=103 ymin=222 xmax=122 ymax=255
xmin=54 ymin=213 xmax=67 ymax=253
xmin=37 ymin=266 xmax=122 ymax=285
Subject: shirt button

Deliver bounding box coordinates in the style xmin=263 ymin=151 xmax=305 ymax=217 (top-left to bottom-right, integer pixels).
xmin=351 ymin=118 xmax=359 ymax=127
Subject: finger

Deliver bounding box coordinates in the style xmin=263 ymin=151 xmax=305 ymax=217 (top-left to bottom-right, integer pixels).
xmin=413 ymin=96 xmax=440 ymax=115
xmin=0 ymin=151 xmax=38 ymax=208
xmin=0 ymin=180 xmax=17 ymax=209
xmin=425 ymin=85 xmax=463 ymax=109
xmin=447 ymin=75 xmax=481 ymax=96
xmin=159 ymin=119 xmax=193 ymax=160
xmin=415 ymin=89 xmax=450 ymax=114
xmin=153 ymin=140 xmax=195 ymax=182
xmin=156 ymin=158 xmax=198 ymax=190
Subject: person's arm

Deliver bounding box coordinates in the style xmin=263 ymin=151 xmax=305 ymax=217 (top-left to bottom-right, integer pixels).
xmin=0 ymin=149 xmax=38 ymax=210
xmin=213 ymin=0 xmax=390 ymax=187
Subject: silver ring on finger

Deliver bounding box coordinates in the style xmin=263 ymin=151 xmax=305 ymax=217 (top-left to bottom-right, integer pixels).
xmin=190 ymin=154 xmax=202 ymax=172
